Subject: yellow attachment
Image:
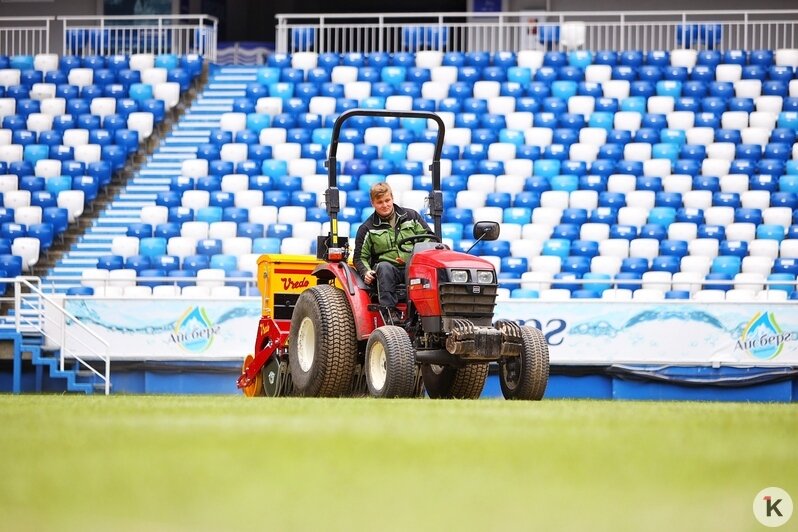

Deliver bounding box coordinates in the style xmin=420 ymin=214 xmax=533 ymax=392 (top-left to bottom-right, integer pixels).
xmin=256 ymin=254 xmax=321 ymax=319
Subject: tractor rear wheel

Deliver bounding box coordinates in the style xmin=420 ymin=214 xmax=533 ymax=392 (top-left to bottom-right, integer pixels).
xmin=422 ymin=363 xmax=488 ymax=399
xmin=365 ymin=326 xmax=417 ymax=398
xmin=288 ymin=284 xmax=358 ymax=397
xmin=499 ymin=326 xmax=549 ymax=400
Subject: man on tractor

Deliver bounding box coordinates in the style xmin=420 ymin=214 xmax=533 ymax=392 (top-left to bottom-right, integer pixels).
xmin=353 ymin=182 xmax=433 ymax=324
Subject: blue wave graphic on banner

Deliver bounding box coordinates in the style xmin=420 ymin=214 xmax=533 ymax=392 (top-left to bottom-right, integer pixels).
xmin=570 ymin=308 xmax=738 ymax=338
xmin=65 ymin=300 xmax=261 ymax=334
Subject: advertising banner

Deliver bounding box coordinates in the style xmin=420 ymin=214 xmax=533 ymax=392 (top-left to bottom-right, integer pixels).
xmin=493 ymin=301 xmax=798 ymax=366
xmin=64 ymin=298 xmax=262 ymax=360
xmin=62 ymin=298 xmax=798 ymax=366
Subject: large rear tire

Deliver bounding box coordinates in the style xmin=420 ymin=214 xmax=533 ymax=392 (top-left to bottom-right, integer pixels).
xmin=422 ymin=363 xmax=488 ymax=399
xmin=288 ymin=284 xmax=358 ymax=397
xmin=499 ymin=326 xmax=549 ymax=400
xmin=365 ymin=326 xmax=416 ymax=398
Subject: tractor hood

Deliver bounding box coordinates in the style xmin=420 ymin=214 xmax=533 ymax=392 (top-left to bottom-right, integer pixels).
xmin=410 ymin=247 xmax=496 ymax=270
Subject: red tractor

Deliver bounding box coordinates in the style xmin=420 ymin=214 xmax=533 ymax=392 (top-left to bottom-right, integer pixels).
xmin=238 ymin=109 xmax=549 ymax=400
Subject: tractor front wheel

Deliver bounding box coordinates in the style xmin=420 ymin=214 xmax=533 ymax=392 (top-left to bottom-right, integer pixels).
xmin=288 ymin=284 xmax=358 ymax=397
xmin=421 ymin=363 xmax=488 ymax=399
xmin=365 ymin=326 xmax=417 ymax=398
xmin=499 ymin=326 xmax=549 ymax=400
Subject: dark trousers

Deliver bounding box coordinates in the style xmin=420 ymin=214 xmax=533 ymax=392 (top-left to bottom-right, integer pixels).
xmin=374 ymin=261 xmax=404 ymax=309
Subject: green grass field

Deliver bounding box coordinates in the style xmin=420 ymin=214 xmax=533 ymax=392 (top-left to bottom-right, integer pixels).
xmin=0 ymin=396 xmax=795 ymax=532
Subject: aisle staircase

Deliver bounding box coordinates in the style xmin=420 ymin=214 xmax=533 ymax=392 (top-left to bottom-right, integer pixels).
xmin=42 ymin=65 xmax=256 ymax=293
xmin=11 ymin=65 xmax=253 ymax=392
xmin=5 ymin=277 xmax=109 ymax=394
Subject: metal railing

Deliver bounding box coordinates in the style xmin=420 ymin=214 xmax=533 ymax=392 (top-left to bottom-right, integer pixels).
xmin=60 ymin=14 xmax=218 ymax=60
xmin=276 ymin=10 xmax=798 ymax=54
xmin=46 ymin=274 xmax=259 ymax=298
xmin=13 ymin=277 xmax=110 ymax=394
xmin=495 ymin=275 xmax=798 ymax=301
xmin=0 ymin=15 xmax=218 ymax=59
xmin=216 ymin=42 xmax=272 ymax=65
xmin=30 ymin=271 xmax=798 ymax=303
xmin=0 ymin=17 xmax=53 ymax=56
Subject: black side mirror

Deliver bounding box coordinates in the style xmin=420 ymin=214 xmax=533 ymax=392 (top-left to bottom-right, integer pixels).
xmin=472 ymin=221 xmax=500 ymax=242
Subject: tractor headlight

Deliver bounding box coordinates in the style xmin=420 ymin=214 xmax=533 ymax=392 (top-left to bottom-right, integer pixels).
xmin=450 ymin=269 xmax=469 ymax=283
xmin=476 ymin=270 xmax=495 ymax=284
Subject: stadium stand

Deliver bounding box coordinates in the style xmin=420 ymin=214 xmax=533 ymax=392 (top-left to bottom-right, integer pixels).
xmin=38 ymin=39 xmax=798 ymax=302
xmin=0 ymin=12 xmax=788 ymax=306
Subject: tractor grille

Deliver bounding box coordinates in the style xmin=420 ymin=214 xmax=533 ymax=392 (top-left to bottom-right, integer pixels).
xmin=439 ymin=283 xmax=497 ymax=321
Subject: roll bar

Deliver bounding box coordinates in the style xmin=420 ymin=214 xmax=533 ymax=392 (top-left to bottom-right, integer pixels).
xmin=325 ymin=109 xmax=446 ymax=250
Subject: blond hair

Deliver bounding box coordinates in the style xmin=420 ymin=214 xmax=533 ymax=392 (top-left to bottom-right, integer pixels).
xmin=369 ymin=182 xmax=393 ymax=202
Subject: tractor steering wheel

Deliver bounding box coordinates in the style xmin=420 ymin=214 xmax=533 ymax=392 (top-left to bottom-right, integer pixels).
xmin=397 ymin=233 xmax=442 ymax=253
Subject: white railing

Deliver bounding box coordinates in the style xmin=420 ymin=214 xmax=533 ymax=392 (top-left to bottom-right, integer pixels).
xmin=14 ymin=277 xmax=111 ymax=395
xmin=275 ymin=10 xmax=798 ymax=54
xmin=216 ymin=42 xmax=272 ymax=65
xmin=40 ymin=274 xmax=259 ymax=298
xmin=0 ymin=17 xmax=53 ymax=56
xmin=60 ymin=14 xmax=218 ymax=60
xmin=30 ymin=273 xmax=798 ymax=302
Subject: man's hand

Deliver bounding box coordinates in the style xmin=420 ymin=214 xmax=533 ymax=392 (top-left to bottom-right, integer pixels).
xmin=364 ymin=270 xmax=376 ymax=284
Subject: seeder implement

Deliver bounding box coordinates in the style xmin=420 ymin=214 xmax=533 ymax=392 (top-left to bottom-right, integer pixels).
xmin=237 ymin=315 xmax=290 ymax=397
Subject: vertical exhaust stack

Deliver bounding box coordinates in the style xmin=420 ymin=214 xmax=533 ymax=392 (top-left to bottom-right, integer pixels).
xmin=318 ymin=109 xmax=446 ymax=262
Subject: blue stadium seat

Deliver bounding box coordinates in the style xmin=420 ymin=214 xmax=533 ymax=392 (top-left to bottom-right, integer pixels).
xmin=561 ymin=208 xmax=588 ymax=226
xmin=665 ymin=290 xmax=690 ymax=299
xmin=19 ymin=175 xmax=43 ymax=193
xmin=757 ymin=224 xmax=785 ymax=242
xmin=609 ymin=225 xmax=638 ymax=240
xmin=637 ymin=176 xmax=663 ymax=192
xmin=252 ymin=237 xmax=281 ymax=254
xmin=561 ymin=257 xmax=591 ymax=276
xmin=639 ymin=223 xmax=667 ymax=241
xmin=675 ymin=208 xmax=705 ymax=224
xmin=126 ymin=223 xmax=153 ymax=239
xmin=650 ymin=255 xmax=680 ymax=274
xmin=511 ymin=288 xmax=540 ymax=299
xmin=139 ymin=237 xmax=167 ymax=257
xmin=718 ymin=241 xmax=748 ymax=258
xmin=697 ymin=225 xmax=726 ymax=241
xmin=773 ymin=258 xmax=798 ymax=276
xmin=659 ymin=239 xmax=689 ymax=258
xmin=552 ymin=272 xmax=580 ymax=292
xmin=66 ymin=286 xmax=93 ymax=296
xmin=154 ymin=223 xmax=181 ymax=240
xmin=771 ymin=193 xmax=798 ymax=209
xmin=583 ymin=272 xmax=612 ymax=293
xmin=570 ymin=240 xmax=599 ymax=258
xmin=210 ymin=254 xmax=238 ymax=273
xmin=655 ymin=192 xmax=682 ymax=209
xmin=598 ymin=192 xmax=625 ymax=209
xmin=589 ymin=208 xmax=617 ymax=225
xmin=614 ymin=271 xmax=643 ymax=290
xmin=713 ymin=192 xmax=741 ymax=208
xmin=182 ymin=255 xmax=211 ymax=274
xmin=551 ymin=224 xmax=580 ymax=241
xmin=513 ymin=192 xmax=540 ymax=209
xmin=704 ymin=272 xmax=733 ymax=292
xmin=500 ymin=256 xmax=528 ymax=276
xmin=42 ymin=207 xmax=69 ymax=235
xmin=594 ymin=51 xmax=618 ymax=65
